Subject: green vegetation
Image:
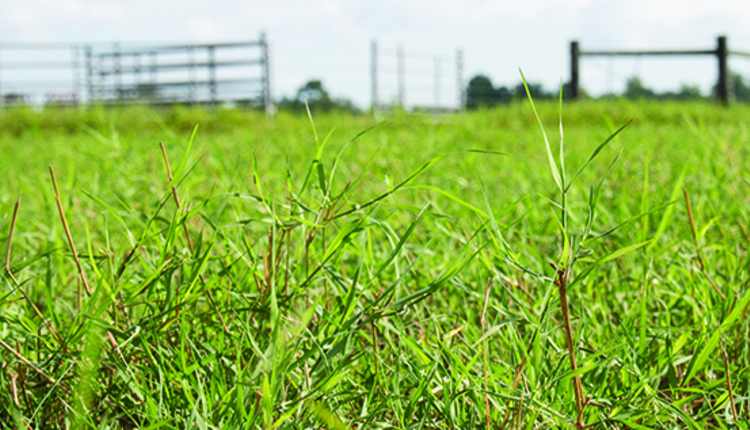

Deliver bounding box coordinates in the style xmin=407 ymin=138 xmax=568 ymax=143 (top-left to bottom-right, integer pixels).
xmin=466 ymin=71 xmax=750 ymax=109
xmin=277 ymin=80 xmax=360 ymax=114
xmin=1 ymin=99 xmax=749 ymax=428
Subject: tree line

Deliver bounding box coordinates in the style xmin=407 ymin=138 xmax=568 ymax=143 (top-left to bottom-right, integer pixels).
xmin=465 ymin=72 xmax=750 ymax=109
xmin=273 ymin=72 xmax=750 ymax=114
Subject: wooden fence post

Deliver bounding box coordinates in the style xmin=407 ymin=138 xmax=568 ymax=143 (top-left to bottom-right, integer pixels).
xmin=717 ymin=36 xmax=729 ymax=106
xmin=570 ymin=41 xmax=580 ymax=100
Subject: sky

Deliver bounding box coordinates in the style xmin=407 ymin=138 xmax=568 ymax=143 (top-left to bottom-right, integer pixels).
xmin=3 ymin=0 xmax=750 ymax=108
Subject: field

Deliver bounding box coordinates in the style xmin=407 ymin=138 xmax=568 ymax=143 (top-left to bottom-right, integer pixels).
xmin=0 ymin=100 xmax=748 ymax=428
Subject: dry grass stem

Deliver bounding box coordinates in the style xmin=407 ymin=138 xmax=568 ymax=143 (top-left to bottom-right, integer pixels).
xmin=553 ymin=265 xmax=585 ymax=427
xmin=160 ymin=142 xmax=194 ymax=250
xmin=49 ymin=166 xmax=92 ymax=296
xmin=501 ymin=357 xmax=528 ymax=428
xmin=4 ymin=191 xmax=21 ymax=281
xmin=0 ymin=339 xmax=60 ymax=388
xmin=719 ymin=332 xmax=739 ymax=421
xmin=481 ymin=277 xmax=492 ymax=430
xmin=159 ymin=142 xmax=229 ymax=334
xmin=682 ymin=187 xmax=725 ymax=300
xmin=4 ymin=192 xmax=66 ymax=345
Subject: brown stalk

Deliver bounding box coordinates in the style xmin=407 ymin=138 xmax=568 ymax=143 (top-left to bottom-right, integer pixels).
xmin=285 ymin=227 xmax=291 ymax=295
xmin=0 ymin=339 xmax=61 ymax=389
xmin=515 ymin=394 xmax=524 ymax=428
xmin=683 ymin=187 xmax=726 ymax=300
xmin=304 ymin=360 xmax=312 ymax=392
xmin=50 ymin=166 xmax=92 ymax=296
xmin=159 ymin=142 xmax=229 ymax=333
xmin=719 ymin=331 xmax=739 ymax=422
xmin=553 ymin=264 xmax=585 ymax=427
xmin=253 ymin=271 xmax=266 ymax=301
xmin=107 ymin=331 xmax=126 ymax=363
xmin=116 ymin=248 xmax=135 ymax=280
xmin=262 ymin=251 xmax=270 ymax=301
xmin=274 ymin=228 xmax=289 ymax=292
xmin=4 ymin=191 xmax=21 ymax=281
xmin=501 ymin=357 xmax=528 ymax=428
xmin=265 ymin=230 xmax=274 ymax=294
xmin=160 ymin=142 xmax=193 ymax=250
xmin=372 ymin=321 xmax=380 ymax=380
xmin=50 ymin=171 xmax=122 ymax=355
xmin=5 ymin=192 xmax=65 ymax=345
xmin=480 ymin=277 xmax=492 ymax=430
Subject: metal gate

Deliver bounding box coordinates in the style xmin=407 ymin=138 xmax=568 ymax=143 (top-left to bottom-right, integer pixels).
xmin=0 ymin=33 xmax=273 ymax=114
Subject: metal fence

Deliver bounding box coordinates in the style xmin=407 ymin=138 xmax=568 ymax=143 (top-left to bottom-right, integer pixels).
xmin=570 ymin=36 xmax=750 ymax=105
xmin=371 ymin=41 xmax=464 ymax=112
xmin=0 ymin=34 xmax=273 ymax=114
xmin=0 ymin=42 xmax=85 ymax=107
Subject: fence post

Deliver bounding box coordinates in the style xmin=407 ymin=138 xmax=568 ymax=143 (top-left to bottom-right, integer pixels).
xmin=397 ymin=44 xmax=405 ymax=107
xmin=114 ymin=41 xmax=122 ymax=103
xmin=188 ymin=46 xmax=196 ymax=106
xmin=434 ymin=57 xmax=441 ymax=111
xmin=456 ymin=48 xmax=464 ymax=110
xmin=149 ymin=51 xmax=157 ymax=89
xmin=134 ymin=53 xmax=142 ymax=87
xmin=717 ymin=36 xmax=729 ymax=106
xmin=85 ymin=45 xmax=93 ymax=105
xmin=71 ymin=45 xmax=81 ymax=106
xmin=371 ymin=40 xmax=378 ymax=112
xmin=570 ymin=41 xmax=580 ymax=99
xmin=0 ymin=44 xmax=3 ymax=110
xmin=208 ymin=45 xmax=216 ymax=106
xmin=260 ymin=32 xmax=274 ymax=117
xmin=97 ymin=52 xmax=104 ymax=103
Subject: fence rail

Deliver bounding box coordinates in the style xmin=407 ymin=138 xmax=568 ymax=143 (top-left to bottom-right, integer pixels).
xmin=570 ymin=36 xmax=750 ymax=105
xmin=0 ymin=34 xmax=273 ymax=114
xmin=371 ymin=40 xmax=464 ymax=112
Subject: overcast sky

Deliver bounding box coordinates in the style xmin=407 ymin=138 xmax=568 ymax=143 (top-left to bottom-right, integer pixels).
xmin=3 ymin=0 xmax=750 ymax=107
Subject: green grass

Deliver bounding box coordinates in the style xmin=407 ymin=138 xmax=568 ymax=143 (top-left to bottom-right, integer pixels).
xmin=1 ymin=100 xmax=749 ymax=428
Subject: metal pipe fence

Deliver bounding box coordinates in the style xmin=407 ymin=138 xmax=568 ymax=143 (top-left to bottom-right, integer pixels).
xmin=0 ymin=34 xmax=273 ymax=115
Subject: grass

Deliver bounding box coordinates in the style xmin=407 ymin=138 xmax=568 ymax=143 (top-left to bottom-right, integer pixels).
xmin=0 ymin=99 xmax=749 ymax=428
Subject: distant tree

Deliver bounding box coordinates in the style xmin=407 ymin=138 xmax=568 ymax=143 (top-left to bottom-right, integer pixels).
xmin=671 ymin=84 xmax=703 ymax=101
xmin=561 ymin=82 xmax=590 ymax=100
xmin=465 ymin=75 xmax=556 ymax=108
xmin=732 ymin=73 xmax=750 ymax=102
xmin=496 ymin=86 xmax=512 ymax=104
xmin=513 ymin=82 xmax=553 ymax=101
xmin=296 ymin=80 xmax=330 ymax=106
xmin=278 ymin=80 xmax=359 ymax=113
xmin=625 ymin=77 xmax=656 ymax=100
xmin=466 ymin=75 xmax=502 ymax=109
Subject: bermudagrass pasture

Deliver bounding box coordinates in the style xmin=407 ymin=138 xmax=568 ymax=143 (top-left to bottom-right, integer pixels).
xmin=0 ymin=100 xmax=748 ymax=428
